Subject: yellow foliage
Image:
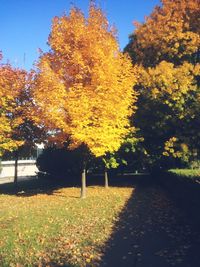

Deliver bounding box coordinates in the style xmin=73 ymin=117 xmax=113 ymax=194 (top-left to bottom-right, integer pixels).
xmin=137 ymin=61 xmax=200 ymax=115
xmin=163 ymin=137 xmax=180 ymax=158
xmin=33 ymin=4 xmax=137 ymax=157
xmin=163 ymin=137 xmax=190 ymax=159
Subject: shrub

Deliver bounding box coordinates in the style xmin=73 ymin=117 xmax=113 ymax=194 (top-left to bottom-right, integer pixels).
xmin=36 ymin=146 xmax=83 ymax=180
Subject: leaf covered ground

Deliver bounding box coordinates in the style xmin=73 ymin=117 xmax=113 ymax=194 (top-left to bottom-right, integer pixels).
xmin=0 ymin=185 xmax=133 ymax=267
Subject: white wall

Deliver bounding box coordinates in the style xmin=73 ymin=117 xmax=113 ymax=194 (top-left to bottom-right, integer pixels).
xmin=0 ymin=160 xmax=38 ymax=178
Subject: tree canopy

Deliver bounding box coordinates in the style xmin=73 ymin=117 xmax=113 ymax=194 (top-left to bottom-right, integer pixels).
xmin=33 ymin=4 xmax=137 ymax=158
xmin=125 ymin=0 xmax=200 ymax=168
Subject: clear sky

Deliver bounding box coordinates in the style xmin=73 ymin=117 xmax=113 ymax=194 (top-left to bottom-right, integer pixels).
xmin=0 ymin=0 xmax=161 ymax=70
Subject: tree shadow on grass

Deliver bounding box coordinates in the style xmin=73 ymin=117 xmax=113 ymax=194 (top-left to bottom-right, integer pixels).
xmin=96 ymin=176 xmax=200 ymax=267
xmin=0 ymin=174 xmax=80 ymax=197
xmin=43 ymin=175 xmax=200 ymax=266
xmin=44 ymin=175 xmax=200 ymax=267
xmin=0 ymin=172 xmax=145 ymax=197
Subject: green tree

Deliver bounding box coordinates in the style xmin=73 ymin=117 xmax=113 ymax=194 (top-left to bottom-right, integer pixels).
xmin=125 ymin=0 xmax=200 ymax=168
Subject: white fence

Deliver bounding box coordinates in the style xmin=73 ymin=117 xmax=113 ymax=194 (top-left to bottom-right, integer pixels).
xmin=0 ymin=160 xmax=38 ymax=179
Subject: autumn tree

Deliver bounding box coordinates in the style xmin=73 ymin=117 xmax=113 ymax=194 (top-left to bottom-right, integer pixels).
xmin=0 ymin=58 xmax=26 ymax=152
xmin=0 ymin=55 xmax=45 ymax=183
xmin=125 ymin=0 xmax=200 ymax=168
xmin=0 ymin=58 xmax=27 ymax=182
xmin=33 ymin=4 xmax=137 ymax=197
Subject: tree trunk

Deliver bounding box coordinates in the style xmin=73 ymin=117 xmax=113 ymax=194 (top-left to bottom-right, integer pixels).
xmin=81 ymin=168 xmax=86 ymax=198
xmin=14 ymin=150 xmax=18 ymax=185
xmin=104 ymin=169 xmax=109 ymax=188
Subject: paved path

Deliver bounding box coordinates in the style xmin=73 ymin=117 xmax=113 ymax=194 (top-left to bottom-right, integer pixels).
xmin=0 ymin=175 xmax=37 ymax=185
xmin=99 ymin=177 xmax=200 ymax=267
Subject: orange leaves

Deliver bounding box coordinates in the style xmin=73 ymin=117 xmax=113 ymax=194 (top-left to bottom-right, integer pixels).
xmin=0 ymin=60 xmax=27 ymax=155
xmin=129 ymin=0 xmax=200 ymax=66
xmin=33 ymin=4 xmax=137 ymax=157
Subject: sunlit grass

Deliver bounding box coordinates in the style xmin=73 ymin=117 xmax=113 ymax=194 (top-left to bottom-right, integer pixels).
xmin=169 ymin=169 xmax=200 ymax=180
xmin=0 ymin=185 xmax=133 ymax=266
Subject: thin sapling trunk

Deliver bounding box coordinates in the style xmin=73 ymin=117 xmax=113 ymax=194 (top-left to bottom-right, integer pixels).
xmin=104 ymin=168 xmax=109 ymax=188
xmin=14 ymin=150 xmax=19 ymax=185
xmin=81 ymin=168 xmax=86 ymax=198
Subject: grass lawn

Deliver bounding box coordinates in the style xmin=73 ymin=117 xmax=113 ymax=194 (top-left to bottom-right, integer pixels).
xmin=168 ymin=169 xmax=200 ymax=181
xmin=0 ymin=183 xmax=133 ymax=267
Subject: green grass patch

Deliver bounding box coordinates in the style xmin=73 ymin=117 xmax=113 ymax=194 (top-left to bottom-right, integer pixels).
xmin=0 ymin=185 xmax=133 ymax=266
xmin=168 ymin=169 xmax=200 ymax=181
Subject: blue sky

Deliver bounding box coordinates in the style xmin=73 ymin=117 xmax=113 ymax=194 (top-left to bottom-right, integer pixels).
xmin=0 ymin=0 xmax=160 ymax=70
